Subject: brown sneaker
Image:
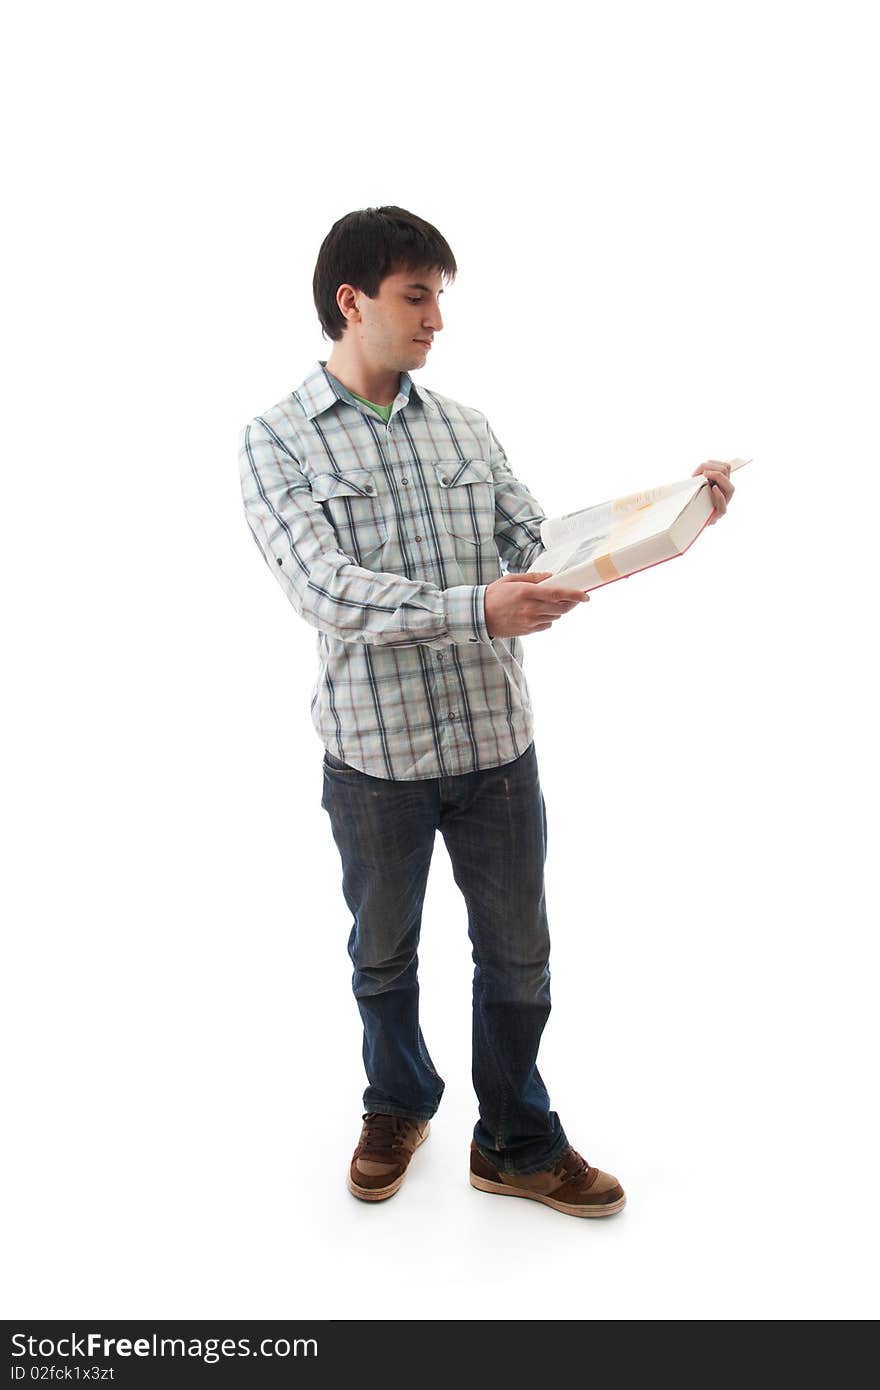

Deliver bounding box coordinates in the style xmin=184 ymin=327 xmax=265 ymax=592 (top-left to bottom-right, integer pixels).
xmin=347 ymin=1112 xmax=431 ymax=1202
xmin=469 ymin=1141 xmax=626 ymax=1217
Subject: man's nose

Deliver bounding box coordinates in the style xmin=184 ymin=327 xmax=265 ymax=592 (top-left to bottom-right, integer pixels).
xmin=423 ymin=302 xmax=443 ymax=332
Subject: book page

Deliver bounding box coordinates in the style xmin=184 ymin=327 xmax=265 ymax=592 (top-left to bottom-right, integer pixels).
xmin=540 ymin=477 xmax=704 ymax=550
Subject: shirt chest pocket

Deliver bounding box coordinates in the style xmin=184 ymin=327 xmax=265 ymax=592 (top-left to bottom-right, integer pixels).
xmin=433 ymin=458 xmax=496 ymax=548
xmin=310 ymin=468 xmax=390 ymax=562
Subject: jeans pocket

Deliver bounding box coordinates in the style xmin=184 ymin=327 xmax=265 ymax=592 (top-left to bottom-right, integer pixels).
xmin=323 ymin=749 xmax=359 ymax=773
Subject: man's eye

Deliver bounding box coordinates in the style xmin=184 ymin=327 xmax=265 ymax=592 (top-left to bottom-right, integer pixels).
xmin=407 ymin=296 xmax=422 ymax=303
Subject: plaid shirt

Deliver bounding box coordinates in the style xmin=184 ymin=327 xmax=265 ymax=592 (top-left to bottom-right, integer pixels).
xmin=238 ymin=360 xmax=547 ymax=780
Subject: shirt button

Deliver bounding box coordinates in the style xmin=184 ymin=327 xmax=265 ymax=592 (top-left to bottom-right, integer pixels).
xmin=415 ymin=535 xmax=423 ymax=542
xmin=401 ymin=477 xmax=409 ymax=485
xmin=364 ymin=484 xmax=375 ymax=494
xmin=440 ymin=476 xmax=449 ymax=486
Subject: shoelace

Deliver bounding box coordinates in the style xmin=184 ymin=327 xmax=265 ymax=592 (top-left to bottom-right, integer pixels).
xmin=553 ymin=1148 xmax=590 ymax=1181
xmin=359 ymin=1112 xmax=411 ymax=1154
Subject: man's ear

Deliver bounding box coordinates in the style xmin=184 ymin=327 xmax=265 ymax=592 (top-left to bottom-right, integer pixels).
xmin=336 ymin=283 xmax=361 ymax=326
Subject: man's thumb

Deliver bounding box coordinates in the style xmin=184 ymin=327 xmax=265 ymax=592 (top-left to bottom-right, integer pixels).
xmin=515 ymin=571 xmax=553 ymax=583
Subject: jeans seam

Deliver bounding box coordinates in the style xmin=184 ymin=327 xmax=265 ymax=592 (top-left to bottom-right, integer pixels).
xmin=475 ymin=992 xmax=512 ymax=1150
xmin=495 ymin=1133 xmax=571 ymax=1176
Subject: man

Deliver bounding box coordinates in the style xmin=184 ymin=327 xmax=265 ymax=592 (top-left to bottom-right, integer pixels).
xmin=238 ymin=206 xmax=734 ymax=1219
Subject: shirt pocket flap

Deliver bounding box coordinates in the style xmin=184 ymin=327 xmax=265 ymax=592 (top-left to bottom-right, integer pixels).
xmin=310 ymin=469 xmax=378 ymax=501
xmin=433 ymin=458 xmax=493 ymax=489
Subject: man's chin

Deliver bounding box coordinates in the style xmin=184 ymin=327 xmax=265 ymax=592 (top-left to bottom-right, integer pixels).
xmin=386 ymin=349 xmax=429 ymax=374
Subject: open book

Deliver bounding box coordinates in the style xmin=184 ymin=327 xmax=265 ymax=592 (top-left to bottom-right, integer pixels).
xmin=526 ymin=458 xmax=750 ymax=592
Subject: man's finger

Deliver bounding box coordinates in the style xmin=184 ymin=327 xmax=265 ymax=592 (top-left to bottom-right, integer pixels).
xmin=693 ymin=460 xmax=732 ymax=477
xmin=529 ymin=587 xmax=588 ymax=604
xmin=532 ymin=602 xmax=584 ymax=615
xmin=709 ymin=478 xmax=732 ymax=505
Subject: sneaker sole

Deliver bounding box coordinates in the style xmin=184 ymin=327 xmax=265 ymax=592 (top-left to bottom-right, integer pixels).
xmin=469 ymin=1170 xmax=626 ymax=1217
xmin=347 ymin=1120 xmax=430 ymax=1202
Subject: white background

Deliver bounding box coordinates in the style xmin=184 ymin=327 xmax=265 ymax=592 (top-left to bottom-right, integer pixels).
xmin=4 ymin=0 xmax=878 ymax=1321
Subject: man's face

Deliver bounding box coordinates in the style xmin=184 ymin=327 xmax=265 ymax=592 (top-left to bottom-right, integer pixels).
xmin=346 ymin=266 xmax=445 ymax=372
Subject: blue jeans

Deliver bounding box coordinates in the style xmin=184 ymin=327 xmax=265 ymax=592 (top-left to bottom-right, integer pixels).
xmin=320 ymin=739 xmax=570 ymax=1174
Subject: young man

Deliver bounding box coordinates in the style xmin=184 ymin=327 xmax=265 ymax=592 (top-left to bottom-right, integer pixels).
xmin=238 ymin=206 xmax=734 ymax=1219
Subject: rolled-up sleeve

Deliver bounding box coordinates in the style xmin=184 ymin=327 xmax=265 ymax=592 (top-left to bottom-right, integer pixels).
xmin=239 ymin=418 xmax=491 ymax=648
xmin=487 ymin=424 xmax=547 ymax=573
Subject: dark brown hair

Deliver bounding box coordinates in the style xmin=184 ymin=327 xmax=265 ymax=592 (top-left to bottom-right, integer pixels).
xmin=313 ymin=205 xmax=457 ymax=341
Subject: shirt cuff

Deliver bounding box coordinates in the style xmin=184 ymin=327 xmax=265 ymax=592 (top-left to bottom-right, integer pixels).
xmin=443 ymin=584 xmax=492 ymax=644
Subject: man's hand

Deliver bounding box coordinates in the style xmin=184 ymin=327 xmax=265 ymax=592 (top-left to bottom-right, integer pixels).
xmin=692 ymin=460 xmax=736 ymax=524
xmin=484 ymin=571 xmax=590 ymax=638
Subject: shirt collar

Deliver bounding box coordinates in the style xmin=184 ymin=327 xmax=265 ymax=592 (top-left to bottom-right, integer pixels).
xmin=295 ymin=360 xmax=438 ymax=420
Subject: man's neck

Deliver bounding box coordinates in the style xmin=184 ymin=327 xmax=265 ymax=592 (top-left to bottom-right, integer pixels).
xmin=323 ymin=352 xmax=400 ymax=408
